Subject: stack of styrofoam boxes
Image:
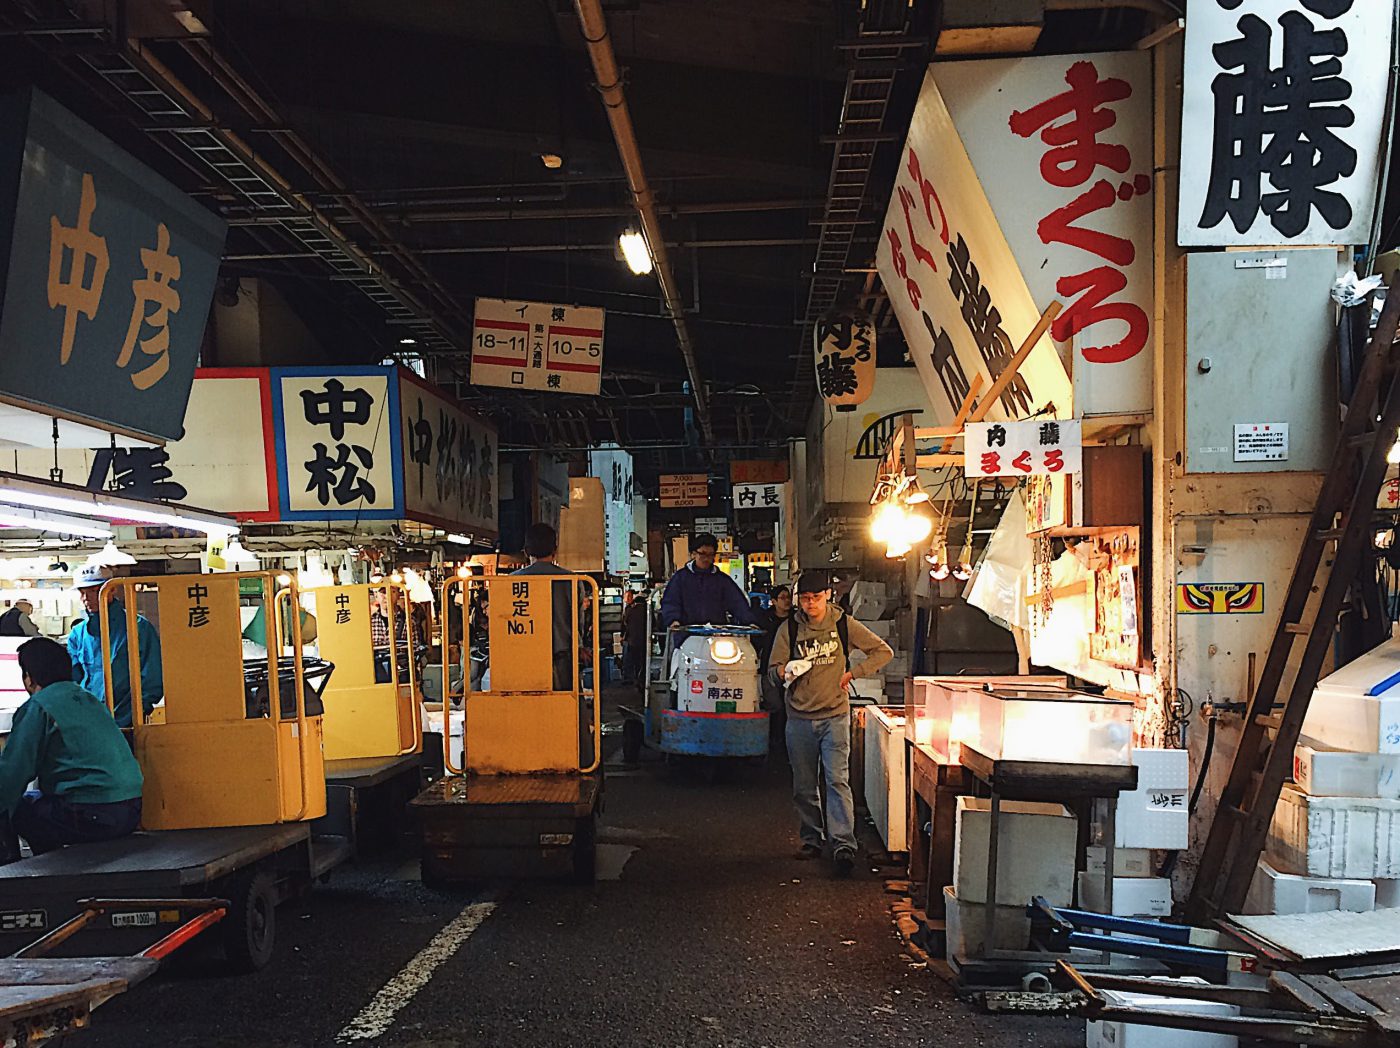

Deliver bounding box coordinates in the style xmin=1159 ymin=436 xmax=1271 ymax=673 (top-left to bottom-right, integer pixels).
xmin=849 ymin=580 xmax=903 ymax=701
xmin=945 ymin=797 xmax=1078 ymax=963
xmin=1086 ymin=978 xmax=1239 ymax=1048
xmin=1251 ymin=639 xmax=1400 ymax=914
xmin=1078 ymin=749 xmax=1187 ymax=919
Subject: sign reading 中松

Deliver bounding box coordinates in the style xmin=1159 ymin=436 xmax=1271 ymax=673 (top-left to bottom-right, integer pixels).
xmin=876 ymin=70 xmax=1072 ymax=427
xmin=936 ymin=52 xmax=1153 ymax=416
xmin=470 ymin=297 xmax=604 ymax=396
xmin=963 ymin=419 xmax=1082 ymax=477
xmin=659 ymin=474 xmax=709 ymax=509
xmin=0 ymin=89 xmax=227 ymax=443
xmin=399 ymin=371 xmax=497 ymax=537
xmin=733 ymin=482 xmax=785 ymax=512
xmin=1178 ymin=0 xmax=1392 ymax=247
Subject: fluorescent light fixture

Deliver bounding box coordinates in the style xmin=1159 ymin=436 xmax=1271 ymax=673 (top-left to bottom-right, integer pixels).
xmin=618 ymin=228 xmax=653 ymax=275
xmin=445 ymin=533 xmax=474 ymax=545
xmin=399 ymin=337 xmax=418 ymax=345
xmin=0 ymin=507 xmax=113 ymax=540
xmin=0 ymin=472 xmax=237 ymax=536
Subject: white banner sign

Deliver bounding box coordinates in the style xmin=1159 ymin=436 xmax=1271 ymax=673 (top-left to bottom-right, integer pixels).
xmin=1179 ymin=0 xmax=1392 ymax=247
xmin=937 ymin=52 xmax=1153 ymax=416
xmin=471 ymin=297 xmax=604 ymax=395
xmin=963 ymin=419 xmax=1083 ymax=477
xmin=877 ymin=69 xmax=1072 ymax=427
xmin=733 ymin=482 xmax=785 ymax=511
xmin=399 ymin=372 xmax=497 ymax=537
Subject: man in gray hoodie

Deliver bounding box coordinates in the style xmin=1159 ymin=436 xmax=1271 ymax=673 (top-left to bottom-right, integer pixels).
xmin=769 ymin=570 xmax=892 ymax=876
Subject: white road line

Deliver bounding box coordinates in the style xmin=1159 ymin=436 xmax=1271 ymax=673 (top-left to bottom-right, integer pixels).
xmin=336 ymin=892 xmax=500 ymax=1043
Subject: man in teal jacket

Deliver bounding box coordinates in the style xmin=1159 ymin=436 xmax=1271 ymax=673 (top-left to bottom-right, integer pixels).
xmin=0 ymin=638 xmax=144 ymax=863
xmin=66 ymin=565 xmax=163 ymax=728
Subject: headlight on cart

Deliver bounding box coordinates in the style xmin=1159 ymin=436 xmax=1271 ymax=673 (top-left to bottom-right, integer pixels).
xmin=710 ymin=637 xmax=741 ymax=665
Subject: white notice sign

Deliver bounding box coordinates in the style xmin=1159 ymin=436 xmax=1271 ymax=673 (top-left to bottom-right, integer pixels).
xmin=471 ymin=298 xmax=605 ymax=396
xmin=1233 ymin=423 xmax=1289 ymax=463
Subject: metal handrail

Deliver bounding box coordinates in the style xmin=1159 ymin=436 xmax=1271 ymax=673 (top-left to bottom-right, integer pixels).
xmin=439 ymin=575 xmax=468 ymax=777
xmin=96 ymin=578 xmax=146 ymax=728
xmin=273 ymin=584 xmax=311 ymax=823
xmin=388 ymin=583 xmax=423 ymax=757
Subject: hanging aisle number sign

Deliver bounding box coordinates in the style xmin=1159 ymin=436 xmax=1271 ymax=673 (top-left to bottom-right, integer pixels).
xmin=814 ymin=312 xmax=876 ymax=410
xmin=964 ymin=419 xmax=1082 ymax=477
xmin=470 ymin=298 xmax=605 ymax=396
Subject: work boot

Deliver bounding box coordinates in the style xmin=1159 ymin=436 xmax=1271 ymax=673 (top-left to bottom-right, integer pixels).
xmin=794 ymin=843 xmax=822 ymax=860
xmin=833 ymin=847 xmax=856 ymax=877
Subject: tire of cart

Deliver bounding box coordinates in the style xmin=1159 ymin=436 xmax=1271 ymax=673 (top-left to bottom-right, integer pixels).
xmin=222 ymin=867 xmax=278 ymax=972
xmin=572 ymin=814 xmax=597 ymax=884
xmin=621 ymin=718 xmax=643 ymax=763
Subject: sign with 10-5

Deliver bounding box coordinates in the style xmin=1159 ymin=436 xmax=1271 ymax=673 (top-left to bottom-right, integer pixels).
xmin=470 ymin=297 xmax=605 ymax=396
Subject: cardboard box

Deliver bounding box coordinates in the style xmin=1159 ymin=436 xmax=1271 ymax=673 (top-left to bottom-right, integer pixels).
xmin=1078 ymin=873 xmax=1172 ymax=917
xmin=1268 ymin=783 xmax=1400 ymax=878
xmin=954 ymin=797 xmax=1077 ymax=906
xmin=1116 ymin=748 xmax=1190 ymax=850
xmin=1087 ymin=981 xmax=1238 ymax=1048
xmin=1294 ymin=744 xmax=1400 ymax=799
xmin=943 ymin=885 xmax=1028 ymax=961
xmin=1086 ymin=846 xmax=1155 ymax=878
xmin=1243 ymin=859 xmax=1376 ymax=916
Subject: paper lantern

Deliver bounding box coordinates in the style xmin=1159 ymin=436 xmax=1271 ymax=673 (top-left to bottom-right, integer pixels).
xmin=814 ymin=312 xmax=876 ymax=410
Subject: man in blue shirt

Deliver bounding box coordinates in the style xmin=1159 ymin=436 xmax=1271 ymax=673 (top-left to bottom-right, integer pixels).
xmin=0 ymin=638 xmax=143 ymax=863
xmin=66 ymin=565 xmax=163 ymax=728
xmin=660 ymin=532 xmax=755 ymax=629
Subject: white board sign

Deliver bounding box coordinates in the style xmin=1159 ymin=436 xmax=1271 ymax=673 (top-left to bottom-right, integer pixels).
xmin=963 ymin=419 xmax=1083 ymax=477
xmin=876 ymin=69 xmax=1073 ymax=427
xmin=470 ymin=297 xmax=604 ymax=395
xmin=937 ymin=52 xmax=1153 ymax=416
xmin=1233 ymin=422 xmax=1289 ymax=462
xmin=1178 ymin=0 xmax=1393 ymax=247
xmin=733 ymin=482 xmax=785 ymax=511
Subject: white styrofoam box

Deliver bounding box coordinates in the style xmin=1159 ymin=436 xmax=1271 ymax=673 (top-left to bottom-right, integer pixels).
xmin=1116 ymin=748 xmax=1190 ymax=850
xmin=1301 ymin=688 xmax=1400 ymax=755
xmin=848 ymin=581 xmax=889 ymax=620
xmin=851 ymin=677 xmax=883 ymax=700
xmin=1087 ymin=980 xmax=1238 ymax=1048
xmin=943 ymin=886 xmax=1028 ymax=961
xmin=883 ymin=655 xmax=911 ymax=680
xmin=1078 ymin=873 xmax=1172 ymax=917
xmin=1086 ymin=846 xmax=1155 ymax=878
xmin=863 ymin=706 xmax=907 ymax=852
xmin=1378 ymin=880 xmax=1400 ymax=909
xmin=1294 ymin=743 xmax=1400 ymax=799
xmin=1268 ymin=784 xmax=1400 ymax=878
xmin=954 ymin=797 xmax=1077 ymax=906
xmin=1243 ymin=859 xmax=1376 ymax=916
xmin=858 ymin=618 xmax=893 ymax=640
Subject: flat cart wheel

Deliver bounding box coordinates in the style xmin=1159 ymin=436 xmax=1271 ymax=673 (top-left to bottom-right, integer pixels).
xmin=223 ymin=868 xmax=277 ymax=972
xmin=621 ymin=718 xmax=643 ymax=763
xmin=571 ymin=815 xmax=597 ymax=884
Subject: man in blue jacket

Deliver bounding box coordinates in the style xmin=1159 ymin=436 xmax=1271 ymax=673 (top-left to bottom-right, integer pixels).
xmin=66 ymin=565 xmax=163 ymax=729
xmin=0 ymin=638 xmax=144 ymax=863
xmin=660 ymin=532 xmax=755 ymax=629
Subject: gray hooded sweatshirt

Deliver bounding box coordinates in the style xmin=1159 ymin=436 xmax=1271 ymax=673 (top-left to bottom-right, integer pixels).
xmin=768 ymin=605 xmax=893 ymax=721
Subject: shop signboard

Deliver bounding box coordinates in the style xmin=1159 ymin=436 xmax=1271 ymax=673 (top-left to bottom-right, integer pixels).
xmin=1178 ymin=1 xmax=1391 ymax=248
xmin=876 ymin=70 xmax=1072 ymax=427
xmin=0 ymin=89 xmax=227 ymax=443
xmin=814 ymin=311 xmax=876 ymax=410
xmin=398 ymin=371 xmax=498 ymax=538
xmin=937 ymin=52 xmax=1153 ymax=416
xmin=694 ymin=516 xmax=728 ymax=536
xmin=659 ymin=473 xmax=708 ymax=509
xmin=729 ymin=460 xmax=788 ymax=485
xmin=812 ymin=368 xmax=933 ymax=505
xmin=733 ymin=482 xmax=784 ymax=512
xmin=272 ymin=366 xmax=402 ymax=521
xmin=963 ymin=420 xmax=1083 ymax=477
xmin=470 ymin=297 xmax=604 ymax=395
xmin=590 ymin=443 xmax=634 ymax=576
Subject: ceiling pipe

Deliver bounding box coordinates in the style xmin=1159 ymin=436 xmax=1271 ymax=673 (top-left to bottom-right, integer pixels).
xmin=1043 ymin=0 xmax=1179 ymax=17
xmin=573 ymin=0 xmax=714 ymax=445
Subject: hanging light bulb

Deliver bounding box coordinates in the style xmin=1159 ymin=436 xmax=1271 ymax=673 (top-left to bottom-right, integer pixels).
xmin=952 ymin=480 xmax=979 ymax=582
xmin=88 ymin=540 xmax=137 ymax=567
xmin=898 ymin=509 xmax=933 ymax=545
xmin=1389 ymin=438 xmax=1400 ymax=465
xmin=930 ymin=559 xmax=951 ymax=581
xmin=870 ymin=501 xmax=905 ymax=545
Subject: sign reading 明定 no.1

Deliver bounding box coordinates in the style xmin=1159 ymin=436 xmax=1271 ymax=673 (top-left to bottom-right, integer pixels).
xmin=470 ymin=297 xmax=605 ymax=396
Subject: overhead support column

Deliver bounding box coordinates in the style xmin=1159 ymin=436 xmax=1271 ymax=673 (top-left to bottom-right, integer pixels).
xmin=573 ymin=0 xmax=714 ymax=446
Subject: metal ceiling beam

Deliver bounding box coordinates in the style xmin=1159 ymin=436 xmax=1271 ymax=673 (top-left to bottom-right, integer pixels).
xmin=573 ymin=0 xmax=714 ymax=445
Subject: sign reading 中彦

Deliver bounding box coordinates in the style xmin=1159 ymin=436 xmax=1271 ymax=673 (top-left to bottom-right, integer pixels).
xmin=963 ymin=420 xmax=1082 ymax=477
xmin=1178 ymin=0 xmax=1393 ymax=247
xmin=876 ymin=70 xmax=1072 ymax=427
xmin=936 ymin=52 xmax=1153 ymax=416
xmin=470 ymin=297 xmax=604 ymax=396
xmin=1233 ymin=423 xmax=1289 ymax=463
xmin=0 ymin=89 xmax=227 ymax=442
xmin=659 ymin=474 xmax=709 ymax=509
xmin=399 ymin=371 xmax=497 ymax=537
xmin=732 ymin=482 xmax=785 ymax=512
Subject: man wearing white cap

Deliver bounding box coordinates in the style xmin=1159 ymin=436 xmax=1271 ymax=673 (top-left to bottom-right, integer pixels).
xmin=66 ymin=565 xmax=163 ymax=729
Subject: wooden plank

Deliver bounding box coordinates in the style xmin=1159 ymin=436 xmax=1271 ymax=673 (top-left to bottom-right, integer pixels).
xmin=0 ymin=958 xmax=156 ymax=987
xmin=0 ymin=981 xmax=116 ymax=1022
xmin=1339 ymin=975 xmax=1400 ymax=1033
xmin=1268 ymin=971 xmax=1336 ymax=1016
xmin=967 ymin=300 xmax=1063 ymax=425
xmin=1300 ymin=973 xmax=1387 ymax=1019
xmin=939 ymin=374 xmax=984 ymax=453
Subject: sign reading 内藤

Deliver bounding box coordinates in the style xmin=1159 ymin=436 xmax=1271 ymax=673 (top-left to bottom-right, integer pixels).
xmin=0 ymin=89 xmax=227 ymax=442
xmin=470 ymin=297 xmax=605 ymax=396
xmin=1178 ymin=1 xmax=1392 ymax=247
xmin=399 ymin=371 xmax=498 ymax=538
xmin=964 ymin=420 xmax=1083 ymax=477
xmin=814 ymin=312 xmax=876 ymax=410
xmin=876 ymin=70 xmax=1072 ymax=427
xmin=936 ymin=52 xmax=1153 ymax=416
xmin=273 ymin=367 xmax=402 ymax=521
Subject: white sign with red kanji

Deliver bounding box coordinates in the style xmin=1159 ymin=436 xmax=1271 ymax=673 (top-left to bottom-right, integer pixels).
xmin=963 ymin=420 xmax=1082 ymax=477
xmin=937 ymin=52 xmax=1153 ymax=417
xmin=876 ymin=69 xmax=1072 ymax=428
xmin=470 ymin=297 xmax=604 ymax=395
xmin=1178 ymin=1 xmax=1392 ymax=247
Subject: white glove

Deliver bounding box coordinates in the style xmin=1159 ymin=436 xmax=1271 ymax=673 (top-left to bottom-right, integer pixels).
xmin=783 ymin=659 xmax=813 ymax=685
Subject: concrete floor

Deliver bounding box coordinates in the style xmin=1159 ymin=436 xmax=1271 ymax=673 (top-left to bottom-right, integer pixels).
xmin=79 ymin=697 xmax=1083 ymax=1048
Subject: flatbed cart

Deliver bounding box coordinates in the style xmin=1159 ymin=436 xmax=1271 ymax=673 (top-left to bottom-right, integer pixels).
xmin=411 ymin=573 xmax=602 ymax=884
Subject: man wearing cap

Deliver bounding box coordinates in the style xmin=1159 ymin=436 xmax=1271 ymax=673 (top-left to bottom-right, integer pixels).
xmin=659 ymin=532 xmax=755 ymax=629
xmin=769 ymin=569 xmax=892 ymax=876
xmin=66 ymin=565 xmax=163 ymax=729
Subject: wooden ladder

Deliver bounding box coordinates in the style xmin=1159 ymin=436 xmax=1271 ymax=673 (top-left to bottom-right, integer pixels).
xmin=1185 ymin=287 xmax=1400 ymax=923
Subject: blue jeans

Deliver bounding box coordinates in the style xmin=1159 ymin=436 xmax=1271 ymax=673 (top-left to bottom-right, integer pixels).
xmin=785 ymin=713 xmax=856 ymax=854
xmin=0 ymin=793 xmax=142 ymax=863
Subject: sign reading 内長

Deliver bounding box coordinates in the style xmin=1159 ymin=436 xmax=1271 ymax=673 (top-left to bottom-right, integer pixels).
xmin=964 ymin=419 xmax=1082 ymax=477
xmin=0 ymin=89 xmax=227 ymax=443
xmin=1178 ymin=0 xmax=1392 ymax=247
xmin=732 ymin=482 xmax=784 ymax=512
xmin=471 ymin=297 xmax=604 ymax=396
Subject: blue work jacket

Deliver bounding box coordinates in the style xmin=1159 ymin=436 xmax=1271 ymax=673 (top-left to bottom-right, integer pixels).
xmin=659 ymin=562 xmax=755 ymax=627
xmin=66 ymin=604 xmax=163 ymax=729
